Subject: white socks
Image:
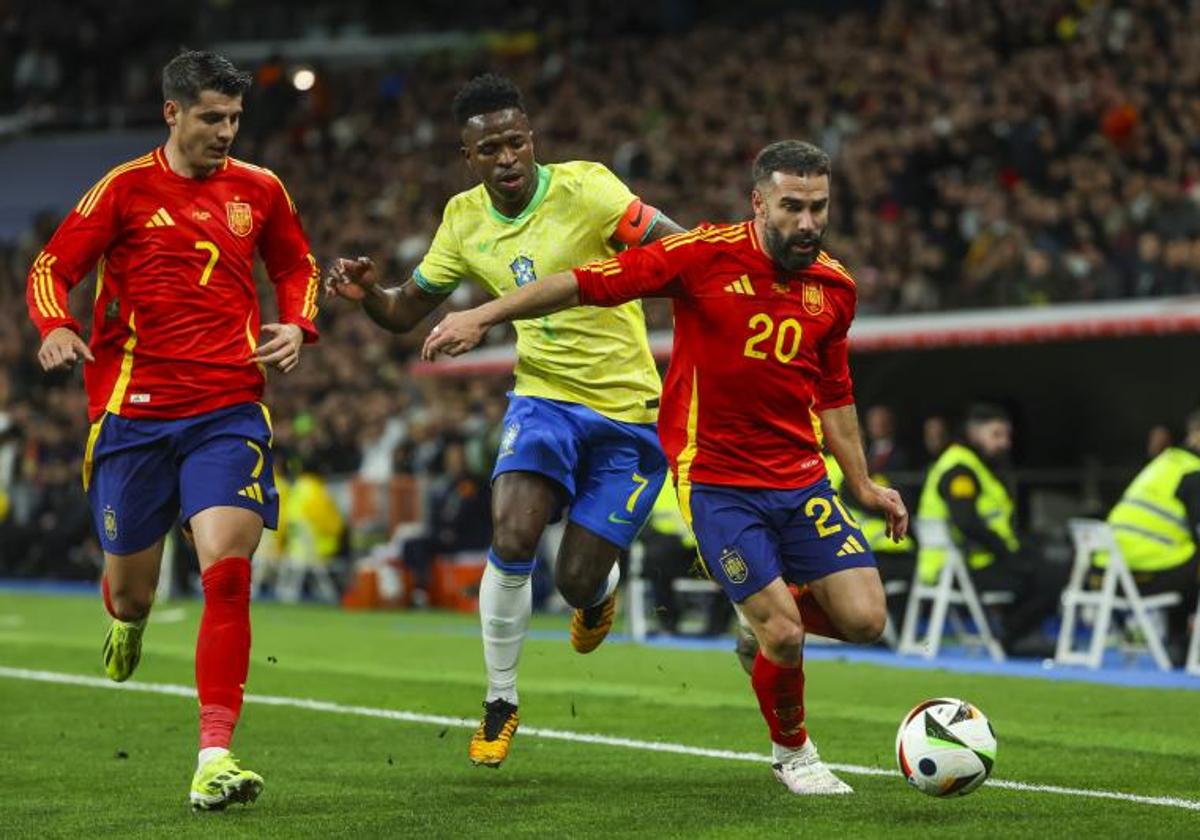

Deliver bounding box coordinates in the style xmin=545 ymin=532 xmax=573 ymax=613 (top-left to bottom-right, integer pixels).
xmin=197 ymin=746 xmax=228 ymax=772
xmin=588 ymin=562 xmax=621 ymax=607
xmin=479 ymin=561 xmax=532 ymax=705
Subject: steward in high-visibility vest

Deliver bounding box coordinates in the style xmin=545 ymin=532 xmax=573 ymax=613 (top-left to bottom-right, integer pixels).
xmin=1103 ymin=411 xmax=1200 ymax=666
xmin=1106 ymin=446 xmax=1200 ymax=573
xmin=916 ymin=443 xmax=1018 ymax=583
xmin=913 ymin=404 xmax=1065 ymax=656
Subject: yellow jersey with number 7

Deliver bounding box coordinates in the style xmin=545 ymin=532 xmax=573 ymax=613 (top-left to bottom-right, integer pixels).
xmin=414 ymin=161 xmax=661 ymax=424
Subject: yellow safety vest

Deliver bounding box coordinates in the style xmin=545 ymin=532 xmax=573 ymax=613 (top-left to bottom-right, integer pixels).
xmin=1105 ymin=447 xmax=1200 ymax=572
xmin=648 ymin=483 xmax=696 ymax=548
xmin=285 ymin=473 xmax=345 ymax=562
xmin=916 ymin=443 xmax=1018 ymax=583
xmin=823 ymin=454 xmax=915 ymax=554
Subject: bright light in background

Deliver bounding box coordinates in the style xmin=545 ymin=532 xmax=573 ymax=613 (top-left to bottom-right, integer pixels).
xmin=292 ymin=68 xmax=316 ymax=91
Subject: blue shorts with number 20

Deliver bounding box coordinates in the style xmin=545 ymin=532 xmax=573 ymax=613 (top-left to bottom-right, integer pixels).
xmin=492 ymin=395 xmax=667 ymax=552
xmin=686 ymin=477 xmax=876 ymax=603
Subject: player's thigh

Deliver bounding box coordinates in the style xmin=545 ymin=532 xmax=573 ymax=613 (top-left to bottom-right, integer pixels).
xmin=177 ymin=404 xmax=277 ymax=567
xmin=806 ymin=565 xmax=887 ymax=639
xmin=686 ymin=484 xmax=783 ymax=605
xmin=568 ymin=418 xmax=667 ymax=553
xmin=490 ymin=471 xmax=562 ymax=564
xmin=738 ymin=577 xmax=804 ymax=659
xmin=85 ymin=415 xmax=181 ymax=557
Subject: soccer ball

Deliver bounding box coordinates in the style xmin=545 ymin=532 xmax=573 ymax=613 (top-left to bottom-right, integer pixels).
xmin=895 ymin=697 xmax=996 ymax=797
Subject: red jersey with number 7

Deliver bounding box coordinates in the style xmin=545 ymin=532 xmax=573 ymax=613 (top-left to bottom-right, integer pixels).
xmin=26 ymin=146 xmax=320 ymax=422
xmin=573 ymin=222 xmax=857 ymax=490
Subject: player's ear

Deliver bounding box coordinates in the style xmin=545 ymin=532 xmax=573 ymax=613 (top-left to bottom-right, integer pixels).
xmin=164 ymin=100 xmax=179 ymax=128
xmin=751 ymin=187 xmax=766 ymax=219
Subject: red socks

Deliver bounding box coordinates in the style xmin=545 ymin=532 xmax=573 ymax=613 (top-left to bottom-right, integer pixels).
xmin=751 ymin=650 xmax=807 ymax=748
xmin=794 ymin=584 xmax=849 ymax=642
xmin=196 ymin=557 xmax=252 ymax=750
xmin=101 ymin=574 xmax=117 ymax=619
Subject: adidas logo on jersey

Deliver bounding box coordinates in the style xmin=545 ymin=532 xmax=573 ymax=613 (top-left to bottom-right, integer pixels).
xmin=237 ymin=483 xmax=263 ymax=503
xmin=723 ymin=275 xmax=755 ymax=295
xmin=144 ymin=208 xmax=176 ymax=227
xmin=836 ymin=535 xmax=867 ymax=557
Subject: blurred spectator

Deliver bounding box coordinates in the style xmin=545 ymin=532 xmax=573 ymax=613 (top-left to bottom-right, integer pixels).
xmin=1146 ymin=424 xmax=1174 ymax=460
xmin=921 ymin=415 xmax=951 ymax=466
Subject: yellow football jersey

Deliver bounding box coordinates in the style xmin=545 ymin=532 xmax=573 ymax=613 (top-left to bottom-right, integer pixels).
xmin=414 ymin=161 xmax=661 ymax=423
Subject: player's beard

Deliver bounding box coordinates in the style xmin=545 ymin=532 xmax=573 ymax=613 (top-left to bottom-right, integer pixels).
xmin=764 ymin=223 xmax=823 ymax=272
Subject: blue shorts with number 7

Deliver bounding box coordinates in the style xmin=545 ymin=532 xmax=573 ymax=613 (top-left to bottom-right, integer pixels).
xmin=685 ymin=477 xmax=876 ymax=603
xmin=491 ymin=395 xmax=667 ymax=558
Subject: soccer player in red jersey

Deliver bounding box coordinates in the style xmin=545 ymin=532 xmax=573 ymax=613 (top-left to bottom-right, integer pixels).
xmin=25 ymin=50 xmax=319 ymax=810
xmin=422 ymin=141 xmax=907 ymax=795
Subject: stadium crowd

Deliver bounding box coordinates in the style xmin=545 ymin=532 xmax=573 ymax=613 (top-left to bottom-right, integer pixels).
xmin=3 ymin=0 xmax=1200 ymax=578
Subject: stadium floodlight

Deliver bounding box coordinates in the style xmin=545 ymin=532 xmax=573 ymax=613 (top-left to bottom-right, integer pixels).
xmin=292 ymin=68 xmax=316 ymax=91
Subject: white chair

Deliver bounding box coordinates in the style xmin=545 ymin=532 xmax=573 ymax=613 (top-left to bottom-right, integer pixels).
xmin=1055 ymin=518 xmax=1180 ymax=672
xmin=897 ymin=518 xmax=1006 ymax=662
xmin=1186 ymin=600 xmax=1200 ymax=677
xmin=626 ymin=542 xmax=651 ymax=642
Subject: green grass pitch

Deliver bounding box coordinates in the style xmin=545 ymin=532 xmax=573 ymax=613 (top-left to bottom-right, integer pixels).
xmin=0 ymin=591 xmax=1197 ymax=838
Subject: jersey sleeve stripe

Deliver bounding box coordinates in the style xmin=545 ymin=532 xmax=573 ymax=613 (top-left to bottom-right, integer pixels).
xmin=303 ymin=253 xmax=320 ymax=320
xmin=35 ymin=253 xmax=67 ymax=319
xmin=76 ymin=154 xmax=156 ymax=217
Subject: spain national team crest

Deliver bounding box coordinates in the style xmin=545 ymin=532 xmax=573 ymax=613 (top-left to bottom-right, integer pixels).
xmin=803 ymin=281 xmax=824 ymax=316
xmin=719 ymin=546 xmax=749 ymax=584
xmin=510 ymin=254 xmax=537 ymax=287
xmin=226 ymin=201 xmax=253 ymax=237
xmin=103 ymin=505 xmax=118 ymax=541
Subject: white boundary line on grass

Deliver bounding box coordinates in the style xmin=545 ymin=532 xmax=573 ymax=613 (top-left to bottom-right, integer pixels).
xmin=2 ymin=665 xmax=1198 ymax=813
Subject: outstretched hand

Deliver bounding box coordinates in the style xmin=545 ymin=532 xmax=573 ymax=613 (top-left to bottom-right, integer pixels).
xmin=324 ymin=256 xmax=377 ymax=301
xmin=253 ymin=323 xmax=304 ymax=373
xmin=856 ymin=483 xmax=909 ymax=542
xmin=37 ymin=327 xmax=94 ymax=372
xmin=421 ymin=311 xmax=490 ymax=361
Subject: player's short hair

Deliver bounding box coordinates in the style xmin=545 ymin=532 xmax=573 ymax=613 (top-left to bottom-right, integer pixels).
xmin=965 ymin=403 xmax=1011 ymax=426
xmin=752 ymin=140 xmax=831 ymax=187
xmin=451 ymin=73 xmax=526 ymax=125
xmin=162 ymin=50 xmax=252 ymax=107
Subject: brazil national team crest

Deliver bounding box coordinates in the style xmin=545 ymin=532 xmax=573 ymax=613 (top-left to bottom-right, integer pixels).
xmin=803 ymin=281 xmax=824 ymax=316
xmin=499 ymin=422 xmax=520 ymax=459
xmin=510 ymin=254 xmax=537 ymax=287
xmin=226 ymin=201 xmax=253 ymax=237
xmin=103 ymin=505 xmax=118 ymax=541
xmin=719 ymin=546 xmax=748 ymax=584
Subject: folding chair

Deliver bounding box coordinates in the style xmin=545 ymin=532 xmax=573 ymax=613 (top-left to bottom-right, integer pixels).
xmin=897 ymin=518 xmax=1006 ymax=662
xmin=1187 ymin=599 xmax=1200 ymax=677
xmin=1055 ymin=518 xmax=1180 ymax=672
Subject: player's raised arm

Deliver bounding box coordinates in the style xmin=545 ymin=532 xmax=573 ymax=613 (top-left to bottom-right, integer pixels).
xmin=421 ymin=270 xmax=580 ymax=360
xmin=26 ymin=169 xmax=127 ymax=371
xmin=326 ymin=257 xmax=450 ymax=333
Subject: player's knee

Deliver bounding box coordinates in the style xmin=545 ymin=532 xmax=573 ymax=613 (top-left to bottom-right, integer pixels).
xmin=109 ymin=589 xmax=153 ymax=622
xmin=842 ymin=603 xmax=887 ymax=644
xmin=759 ymin=617 xmax=804 ymax=664
xmin=491 ymin=523 xmax=540 ymax=565
xmin=554 ymin=564 xmax=598 ymax=608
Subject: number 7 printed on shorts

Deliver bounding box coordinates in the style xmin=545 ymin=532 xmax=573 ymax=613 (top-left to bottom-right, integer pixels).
xmin=608 ymin=472 xmax=649 ymax=525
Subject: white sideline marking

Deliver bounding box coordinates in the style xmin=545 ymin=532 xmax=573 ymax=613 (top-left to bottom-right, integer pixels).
xmin=2 ymin=665 xmax=1198 ymax=812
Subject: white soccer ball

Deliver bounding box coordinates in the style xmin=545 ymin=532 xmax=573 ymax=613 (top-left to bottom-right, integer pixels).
xmin=895 ymin=697 xmax=996 ymax=797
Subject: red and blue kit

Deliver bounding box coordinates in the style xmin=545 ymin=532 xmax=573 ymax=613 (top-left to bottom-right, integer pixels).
xmin=25 ymin=148 xmax=319 ymax=552
xmin=574 ymin=222 xmax=874 ymax=599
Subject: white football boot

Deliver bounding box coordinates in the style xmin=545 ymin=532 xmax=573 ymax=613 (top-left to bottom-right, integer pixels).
xmin=771 ymin=738 xmax=854 ymax=795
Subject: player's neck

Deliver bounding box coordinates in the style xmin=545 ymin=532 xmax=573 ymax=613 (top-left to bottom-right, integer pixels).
xmin=488 ymin=175 xmax=538 ymax=219
xmin=163 ymin=140 xmax=219 ymax=180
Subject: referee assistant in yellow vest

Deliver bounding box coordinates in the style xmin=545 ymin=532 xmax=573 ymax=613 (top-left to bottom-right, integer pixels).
xmin=1104 ymin=409 xmax=1200 ymax=666
xmin=916 ymin=404 xmax=1066 ymax=656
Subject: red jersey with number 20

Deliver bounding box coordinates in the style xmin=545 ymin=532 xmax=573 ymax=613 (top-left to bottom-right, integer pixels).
xmin=26 ymin=147 xmax=319 ymax=421
xmin=574 ymin=222 xmax=857 ymax=490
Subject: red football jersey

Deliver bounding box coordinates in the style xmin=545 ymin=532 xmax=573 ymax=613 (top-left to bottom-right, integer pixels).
xmin=574 ymin=222 xmax=857 ymax=490
xmin=27 ymin=147 xmax=319 ymax=421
